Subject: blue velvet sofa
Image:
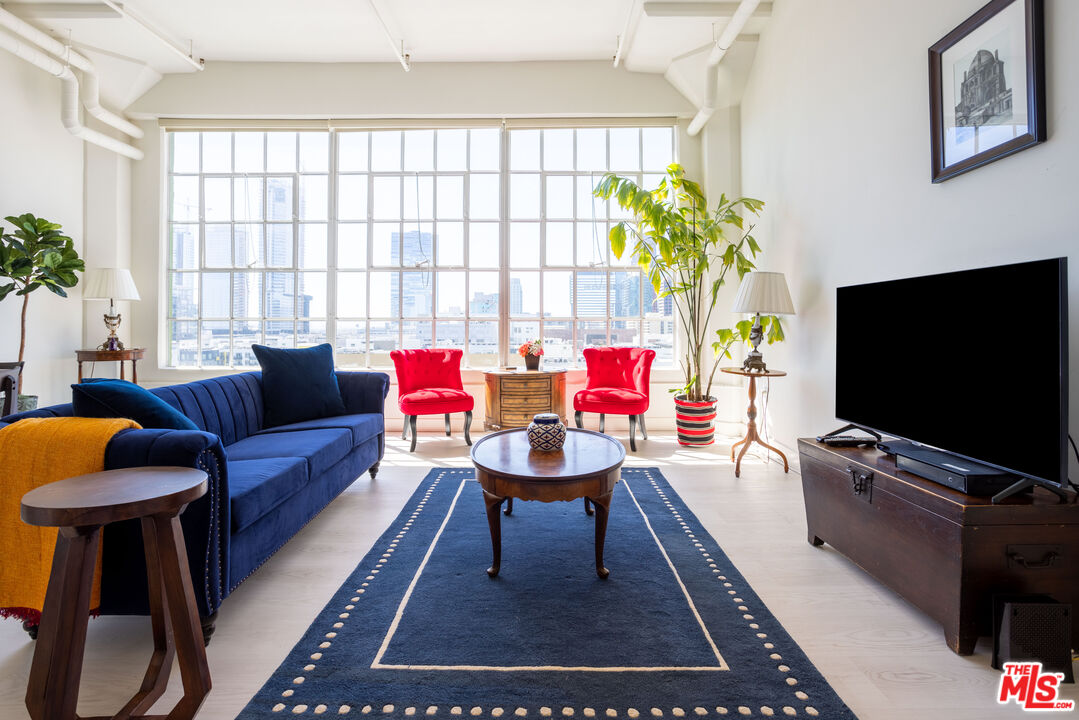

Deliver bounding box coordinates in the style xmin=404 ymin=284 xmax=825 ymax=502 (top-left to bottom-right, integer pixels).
xmin=0 ymin=370 xmax=389 ymax=641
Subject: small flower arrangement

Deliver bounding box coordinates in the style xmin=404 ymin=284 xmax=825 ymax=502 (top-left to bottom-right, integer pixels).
xmin=517 ymin=339 xmax=544 ymax=357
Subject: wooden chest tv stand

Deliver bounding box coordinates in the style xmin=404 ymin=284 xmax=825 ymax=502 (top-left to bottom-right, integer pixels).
xmin=798 ymin=438 xmax=1079 ymax=655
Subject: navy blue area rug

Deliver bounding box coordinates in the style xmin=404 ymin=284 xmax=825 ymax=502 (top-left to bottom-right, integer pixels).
xmin=236 ymin=468 xmax=856 ymax=719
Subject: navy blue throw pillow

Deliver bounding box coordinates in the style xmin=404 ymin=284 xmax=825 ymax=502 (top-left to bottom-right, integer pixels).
xmin=252 ymin=343 xmax=346 ymax=428
xmin=72 ymin=379 xmax=199 ymax=430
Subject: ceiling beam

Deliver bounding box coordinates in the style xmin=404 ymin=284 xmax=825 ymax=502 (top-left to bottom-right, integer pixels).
xmin=0 ymin=3 xmax=122 ymax=19
xmin=642 ymin=1 xmax=771 ymax=19
xmin=613 ymin=0 xmax=644 ymax=68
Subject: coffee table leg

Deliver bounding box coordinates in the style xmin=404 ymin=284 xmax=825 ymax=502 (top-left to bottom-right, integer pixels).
xmin=589 ymin=491 xmax=613 ymax=579
xmin=482 ymin=490 xmax=504 ymax=578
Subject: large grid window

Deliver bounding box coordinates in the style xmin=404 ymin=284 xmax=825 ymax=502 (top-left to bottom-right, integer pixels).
xmin=166 ymin=124 xmax=676 ymax=368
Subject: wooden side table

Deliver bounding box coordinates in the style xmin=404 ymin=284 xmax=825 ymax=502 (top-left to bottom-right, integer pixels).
xmin=721 ymin=367 xmax=789 ymax=478
xmin=483 ymin=368 xmax=567 ymax=430
xmin=76 ymin=348 xmax=146 ymax=384
xmin=21 ymin=467 xmax=211 ymax=720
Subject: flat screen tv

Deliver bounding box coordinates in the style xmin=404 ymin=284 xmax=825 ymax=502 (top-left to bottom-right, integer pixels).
xmin=835 ymin=257 xmax=1068 ymax=490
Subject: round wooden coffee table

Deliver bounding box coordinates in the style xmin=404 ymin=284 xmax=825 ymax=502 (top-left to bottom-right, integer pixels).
xmin=470 ymin=428 xmax=626 ymax=578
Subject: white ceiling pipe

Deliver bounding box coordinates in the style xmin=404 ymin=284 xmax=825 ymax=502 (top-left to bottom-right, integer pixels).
xmin=686 ymin=0 xmax=760 ymax=136
xmin=0 ymin=5 xmax=143 ymax=138
xmin=99 ymin=0 xmax=203 ymax=72
xmin=0 ymin=29 xmax=143 ymax=159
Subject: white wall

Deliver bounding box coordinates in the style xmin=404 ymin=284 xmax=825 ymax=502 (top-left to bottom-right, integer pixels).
xmin=0 ymin=52 xmax=85 ymax=406
xmin=740 ymin=0 xmax=1077 ymax=476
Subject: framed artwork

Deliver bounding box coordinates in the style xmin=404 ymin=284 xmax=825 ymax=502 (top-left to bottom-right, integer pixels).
xmin=928 ymin=0 xmax=1046 ymax=183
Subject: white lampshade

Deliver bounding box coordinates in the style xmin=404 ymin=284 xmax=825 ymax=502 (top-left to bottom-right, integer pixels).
xmin=83 ymin=268 xmax=140 ymax=301
xmin=731 ymin=271 xmax=795 ymax=315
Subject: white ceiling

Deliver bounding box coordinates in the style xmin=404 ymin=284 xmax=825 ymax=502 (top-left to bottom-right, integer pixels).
xmin=1 ymin=0 xmax=770 ymax=110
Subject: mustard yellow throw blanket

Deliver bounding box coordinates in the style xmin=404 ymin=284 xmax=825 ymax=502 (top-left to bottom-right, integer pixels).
xmin=0 ymin=416 xmax=141 ymax=622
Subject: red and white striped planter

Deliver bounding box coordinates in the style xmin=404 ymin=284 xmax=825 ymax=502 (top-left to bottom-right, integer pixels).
xmin=674 ymin=395 xmax=717 ymax=446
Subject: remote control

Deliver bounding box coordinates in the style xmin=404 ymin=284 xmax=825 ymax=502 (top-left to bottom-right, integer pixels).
xmin=817 ymin=435 xmax=875 ymax=447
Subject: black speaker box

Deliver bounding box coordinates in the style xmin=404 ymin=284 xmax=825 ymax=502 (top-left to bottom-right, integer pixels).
xmin=992 ymin=595 xmax=1074 ymax=684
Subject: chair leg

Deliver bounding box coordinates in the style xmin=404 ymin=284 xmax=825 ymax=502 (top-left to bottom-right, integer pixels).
xmin=599 ymin=414 xmax=605 ymax=433
xmin=464 ymin=410 xmax=473 ymax=446
xmin=409 ymin=415 xmax=418 ymax=453
xmin=401 ymin=416 xmax=410 ymax=441
xmin=445 ymin=413 xmax=452 ymax=436
xmin=628 ymin=414 xmax=637 ymax=452
xmin=638 ymin=414 xmax=648 ymax=439
xmin=574 ymin=411 xmax=583 ymax=429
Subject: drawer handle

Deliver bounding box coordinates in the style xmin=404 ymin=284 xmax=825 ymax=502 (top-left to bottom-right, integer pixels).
xmin=1007 ymin=551 xmax=1060 ymax=569
xmin=845 ymin=465 xmax=873 ymax=497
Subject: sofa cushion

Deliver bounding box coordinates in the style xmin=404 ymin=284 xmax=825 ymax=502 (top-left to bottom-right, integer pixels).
xmin=228 ymin=457 xmax=308 ymax=532
xmin=226 ymin=428 xmax=352 ymax=479
xmin=151 ymin=373 xmax=264 ymax=445
xmin=252 ymin=343 xmax=346 ymax=428
xmin=573 ymin=387 xmax=649 ymax=415
xmin=72 ymin=379 xmax=199 ymax=430
xmin=255 ymin=413 xmax=384 ymax=445
xmin=399 ymin=388 xmax=474 ymax=416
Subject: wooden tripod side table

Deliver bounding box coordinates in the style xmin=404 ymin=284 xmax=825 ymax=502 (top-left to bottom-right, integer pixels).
xmin=721 ymin=367 xmax=788 ymax=478
xmin=76 ymin=348 xmax=145 ymax=384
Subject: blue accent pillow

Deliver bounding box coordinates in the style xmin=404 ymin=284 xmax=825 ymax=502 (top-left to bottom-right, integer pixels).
xmin=252 ymin=343 xmax=346 ymax=428
xmin=72 ymin=379 xmax=199 ymax=430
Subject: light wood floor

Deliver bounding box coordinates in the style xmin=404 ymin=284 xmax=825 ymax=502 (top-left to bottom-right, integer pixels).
xmin=0 ymin=433 xmax=1074 ymax=719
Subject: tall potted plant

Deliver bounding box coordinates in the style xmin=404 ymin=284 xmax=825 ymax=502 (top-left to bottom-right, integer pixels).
xmin=0 ymin=213 xmax=85 ymax=410
xmin=594 ymin=164 xmax=783 ymax=446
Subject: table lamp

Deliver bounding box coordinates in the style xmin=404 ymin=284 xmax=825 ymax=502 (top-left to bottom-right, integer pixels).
xmin=83 ymin=268 xmax=140 ymax=351
xmin=731 ymin=271 xmax=795 ymax=372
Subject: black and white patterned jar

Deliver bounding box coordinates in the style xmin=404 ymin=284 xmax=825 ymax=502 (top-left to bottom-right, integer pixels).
xmin=526 ymin=412 xmax=566 ymax=451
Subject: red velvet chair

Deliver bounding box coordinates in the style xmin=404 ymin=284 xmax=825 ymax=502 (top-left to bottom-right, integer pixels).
xmin=391 ymin=348 xmax=473 ymax=453
xmin=573 ymin=347 xmax=655 ymax=452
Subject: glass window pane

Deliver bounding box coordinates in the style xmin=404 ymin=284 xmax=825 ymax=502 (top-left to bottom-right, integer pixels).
xmin=468 ymin=223 xmax=499 ymax=268
xmin=338 ymin=175 xmax=368 ymax=220
xmin=642 ymin=127 xmax=674 ymax=170
xmin=267 ymin=177 xmax=293 ymax=221
xmin=234 ymin=177 xmax=263 ymax=221
xmin=401 ymin=271 xmax=432 ymax=317
xmin=170 ymin=225 xmax=198 ymax=270
xmin=298 ymin=272 xmax=326 ymax=317
xmin=171 ymin=176 xmax=198 ymax=221
xmin=435 ymin=321 xmax=465 ymax=349
xmin=338 ymin=132 xmax=368 ymax=171
xmin=201 ymin=272 xmax=230 ymax=318
xmin=437 ymin=129 xmax=467 ymax=170
xmin=202 ymin=133 xmax=231 ymax=173
xmin=611 ymin=271 xmax=641 ymax=317
xmin=368 ymin=321 xmax=399 ymax=362
xmin=543 ymin=271 xmax=573 ymax=317
xmin=266 ymin=272 xmax=295 ymax=318
xmin=576 ymin=272 xmax=607 ymax=316
xmin=609 ymin=128 xmax=640 ymax=171
xmin=337 ymin=272 xmax=367 ymax=317
xmin=298 ymin=320 xmax=326 ymax=348
xmin=545 ymin=222 xmax=573 ymax=266
xmin=510 ymin=129 xmax=540 ymax=171
xmin=337 ymin=321 xmax=367 ymax=366
xmin=436 ymin=176 xmax=464 ymax=219
xmin=299 ymin=175 xmax=328 ymax=221
xmin=510 ymin=173 xmax=540 ymax=219
xmin=235 ymin=224 xmax=265 ymax=268
xmin=233 ymin=272 xmax=262 ymax=318
xmin=369 ymin=271 xmax=399 ymax=317
xmin=204 ymin=224 xmax=231 ymax=267
xmin=643 ymin=173 xmax=665 ymax=191
xmin=509 ymin=321 xmax=540 ymax=365
xmin=508 ymin=271 xmax=539 ymax=317
xmin=611 ymin=319 xmax=641 ymax=347
xmin=576 ymin=176 xmax=605 ymax=219
xmin=546 ymin=176 xmax=573 ymax=219
xmin=171 ymin=133 xmax=199 ymax=173
xmin=265 ymin=320 xmax=294 ymax=347
xmin=402 ymin=225 xmax=433 ymax=267
xmin=436 ymin=222 xmax=463 ymax=266
xmin=265 ymin=224 xmax=290 ymax=267
xmin=468 ymin=321 xmax=498 ymax=365
xmin=577 ymin=222 xmax=608 ymax=267
xmin=169 ymin=320 xmax=198 ymax=366
xmin=204 ymin=178 xmax=230 ymax=221
xmin=266 ymin=132 xmax=296 ymax=172
xmin=469 ymin=128 xmax=500 ymax=171
xmin=576 ymin=128 xmax=606 ymax=171
xmin=372 ymin=223 xmax=399 ymax=266
xmin=373 ymin=176 xmax=401 ymax=219
xmin=200 ymin=321 xmax=229 ymax=366
xmin=577 ymin=320 xmax=608 ymax=362
xmin=232 ymin=321 xmax=260 ymax=366
xmin=299 ymin=133 xmax=329 ymax=172
xmin=543 ymin=129 xmax=573 ymax=170
xmin=469 ymin=174 xmax=499 ymax=219
xmin=299 ymin=224 xmax=327 ymax=268
xmin=509 ymin=223 xmax=540 ymax=269
xmin=437 ymin=271 xmax=465 ymax=317
xmin=338 ymin=223 xmax=367 ymax=268
xmin=469 ymin=271 xmax=499 ymax=316
xmin=403 ymin=175 xmax=433 ymax=220
xmin=404 ymin=130 xmax=434 ymax=171
xmin=234 ymin=132 xmax=264 ymax=172
xmin=402 ymin=320 xmax=433 ymax=349
xmin=371 ymin=131 xmax=402 ymax=171
xmin=542 ymin=321 xmax=573 ymax=367
xmin=169 ymin=273 xmax=198 ymax=318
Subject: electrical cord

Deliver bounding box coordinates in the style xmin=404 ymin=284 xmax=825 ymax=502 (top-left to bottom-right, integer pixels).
xmin=1069 ymin=434 xmax=1079 ymax=494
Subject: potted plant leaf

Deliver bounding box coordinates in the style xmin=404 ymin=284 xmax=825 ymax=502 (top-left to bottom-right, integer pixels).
xmin=593 ymin=164 xmax=783 ymax=446
xmin=0 ymin=213 xmax=85 ymax=411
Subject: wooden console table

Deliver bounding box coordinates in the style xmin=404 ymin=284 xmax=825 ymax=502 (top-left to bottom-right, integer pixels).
xmin=798 ymin=438 xmax=1079 ymax=655
xmin=483 ymin=368 xmax=566 ymax=430
xmin=76 ymin=348 xmax=145 ymax=384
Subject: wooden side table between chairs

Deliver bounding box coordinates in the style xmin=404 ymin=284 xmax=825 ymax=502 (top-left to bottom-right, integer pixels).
xmin=76 ymin=348 xmax=146 ymax=384
xmin=721 ymin=367 xmax=789 ymax=478
xmin=20 ymin=467 xmax=211 ymax=720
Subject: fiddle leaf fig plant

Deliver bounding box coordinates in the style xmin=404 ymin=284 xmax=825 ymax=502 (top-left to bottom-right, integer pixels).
xmin=0 ymin=213 xmax=85 ymax=363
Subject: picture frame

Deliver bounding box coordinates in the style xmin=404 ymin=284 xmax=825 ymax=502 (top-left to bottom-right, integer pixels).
xmin=928 ymin=0 xmax=1045 ymax=183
